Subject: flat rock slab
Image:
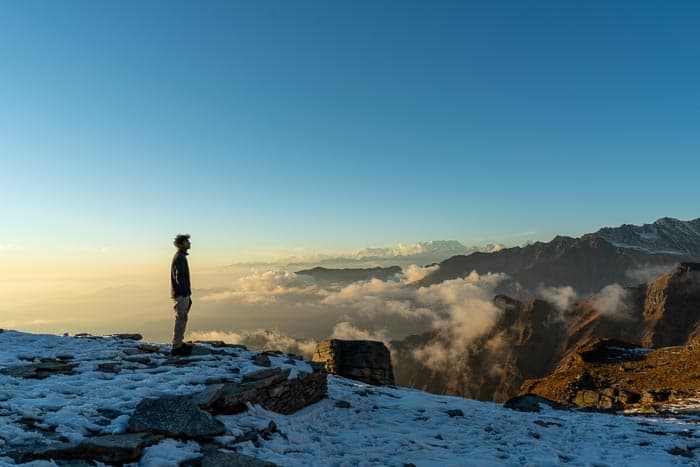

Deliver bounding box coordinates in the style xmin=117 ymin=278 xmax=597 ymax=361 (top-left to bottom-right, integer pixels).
xmin=1 ymin=359 xmax=78 ymax=379
xmin=184 ymin=451 xmax=280 ymax=467
xmin=34 ymin=432 xmax=163 ymax=464
xmin=108 ymin=333 xmax=143 ymax=341
xmin=128 ymin=395 xmax=226 ymax=440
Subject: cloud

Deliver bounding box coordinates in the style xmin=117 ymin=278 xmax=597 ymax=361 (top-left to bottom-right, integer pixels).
xmin=410 ymin=271 xmax=509 ymax=369
xmin=195 ymin=266 xmax=518 ymax=373
xmin=625 ymin=264 xmax=675 ymax=284
xmin=330 ymin=321 xmax=389 ymax=343
xmin=590 ymin=284 xmax=633 ymax=321
xmin=400 ymin=264 xmax=440 ymax=283
xmin=187 ymin=329 xmax=317 ymax=356
xmin=200 ymin=270 xmax=319 ymax=303
xmin=536 ymin=285 xmax=578 ymax=314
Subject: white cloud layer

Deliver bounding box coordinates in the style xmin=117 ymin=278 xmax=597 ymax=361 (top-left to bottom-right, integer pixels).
xmin=536 ymin=285 xmax=579 ymax=313
xmin=187 ymin=329 xmax=318 ymax=356
xmin=590 ymin=283 xmax=633 ymax=321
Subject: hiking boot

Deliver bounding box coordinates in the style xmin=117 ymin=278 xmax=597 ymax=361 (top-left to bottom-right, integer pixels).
xmin=171 ymin=342 xmax=194 ymax=356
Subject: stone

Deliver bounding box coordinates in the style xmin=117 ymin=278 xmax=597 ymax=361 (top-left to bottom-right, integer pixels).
xmin=34 ymin=432 xmax=163 ymax=464
xmin=312 ymin=339 xmax=394 ymax=386
xmin=252 ymin=354 xmax=272 ymax=367
xmin=335 ymin=400 xmax=351 ymax=408
xmin=194 ymin=384 xmax=227 ymax=409
xmin=128 ymin=395 xmax=226 ymax=440
xmin=109 ymin=333 xmax=143 ymax=341
xmin=193 ymin=450 xmax=280 ymax=467
xmin=503 ymin=394 xmax=568 ymax=413
xmin=1 ymin=359 xmax=78 ymax=379
xmin=446 ymin=409 xmax=464 ymax=417
xmin=209 ymin=370 xmax=326 ymax=415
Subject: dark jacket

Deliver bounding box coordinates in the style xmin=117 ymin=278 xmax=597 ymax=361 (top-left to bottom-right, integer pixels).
xmin=171 ymin=250 xmax=191 ymax=298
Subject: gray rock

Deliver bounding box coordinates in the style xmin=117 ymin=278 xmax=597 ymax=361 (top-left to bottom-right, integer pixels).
xmin=503 ymin=394 xmax=569 ymax=413
xmin=252 ymin=354 xmax=272 ymax=367
xmin=312 ymin=339 xmax=394 ymax=386
xmin=196 ymin=450 xmax=280 ymax=467
xmin=194 ymin=384 xmax=227 ymax=409
xmin=210 ymin=370 xmax=326 ymax=415
xmin=128 ymin=395 xmax=226 ymax=440
xmin=446 ymin=409 xmax=464 ymax=417
xmin=34 ymin=432 xmax=163 ymax=464
xmin=1 ymin=359 xmax=78 ymax=379
xmin=109 ymin=333 xmax=143 ymax=341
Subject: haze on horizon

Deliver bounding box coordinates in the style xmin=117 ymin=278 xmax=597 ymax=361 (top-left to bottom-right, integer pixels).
xmin=1 ymin=2 xmax=699 ymax=341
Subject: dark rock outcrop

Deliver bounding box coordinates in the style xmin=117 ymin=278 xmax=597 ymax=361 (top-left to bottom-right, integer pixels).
xmin=203 ymin=367 xmax=327 ymax=415
xmin=128 ymin=395 xmax=226 ymax=440
xmin=1 ymin=358 xmax=78 ymax=379
xmin=33 ymin=433 xmax=163 ymax=464
xmin=183 ymin=449 xmax=280 ymax=467
xmin=312 ymin=339 xmax=394 ymax=386
xmin=519 ymin=338 xmax=700 ymax=412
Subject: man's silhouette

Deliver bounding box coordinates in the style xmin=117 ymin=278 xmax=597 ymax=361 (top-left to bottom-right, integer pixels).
xmin=171 ymin=234 xmax=193 ymax=356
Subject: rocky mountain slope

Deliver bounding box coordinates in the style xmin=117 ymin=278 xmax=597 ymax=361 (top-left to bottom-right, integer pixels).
xmin=519 ymin=338 xmax=700 ymax=413
xmin=596 ymin=217 xmax=700 ymax=258
xmin=1 ymin=330 xmax=699 ymax=466
xmin=417 ymin=217 xmax=699 ymax=295
xmin=394 ymin=263 xmax=700 ymax=403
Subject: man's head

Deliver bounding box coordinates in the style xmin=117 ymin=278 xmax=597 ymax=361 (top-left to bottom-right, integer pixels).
xmin=173 ymin=234 xmax=191 ymax=250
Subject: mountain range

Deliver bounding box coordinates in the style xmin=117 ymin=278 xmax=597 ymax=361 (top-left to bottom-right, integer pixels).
xmin=418 ymin=217 xmax=700 ymax=295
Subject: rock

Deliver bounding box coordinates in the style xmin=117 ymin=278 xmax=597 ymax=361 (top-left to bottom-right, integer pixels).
xmin=242 ymin=368 xmax=287 ymax=384
xmin=137 ymin=344 xmax=161 ymax=353
xmin=503 ymin=394 xmax=568 ymax=413
xmin=34 ymin=433 xmax=162 ymax=464
xmin=335 ymin=400 xmax=351 ymax=408
xmin=127 ymin=395 xmax=226 ymax=440
xmin=97 ymin=362 xmax=120 ymax=373
xmin=445 ymin=409 xmax=464 ymax=417
xmin=576 ymin=339 xmax=648 ymax=363
xmin=194 ymin=384 xmax=227 ymax=409
xmin=108 ymin=333 xmax=143 ymax=341
xmin=210 ymin=370 xmax=327 ymax=415
xmin=312 ymin=339 xmax=394 ymax=386
xmin=1 ymin=359 xmax=78 ymax=379
xmin=252 ymin=354 xmax=272 ymax=367
xmin=191 ymin=450 xmax=280 ymax=467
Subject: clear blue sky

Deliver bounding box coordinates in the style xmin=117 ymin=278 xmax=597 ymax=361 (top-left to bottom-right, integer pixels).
xmin=1 ymin=1 xmax=699 ymax=265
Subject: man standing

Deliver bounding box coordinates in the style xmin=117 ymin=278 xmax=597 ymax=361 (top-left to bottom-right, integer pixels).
xmin=171 ymin=234 xmax=193 ymax=355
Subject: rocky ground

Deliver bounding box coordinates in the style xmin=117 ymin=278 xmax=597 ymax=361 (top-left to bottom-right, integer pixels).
xmin=520 ymin=338 xmax=700 ymax=414
xmin=1 ymin=330 xmax=699 ymax=466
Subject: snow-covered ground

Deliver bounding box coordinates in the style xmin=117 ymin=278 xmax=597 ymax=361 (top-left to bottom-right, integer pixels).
xmin=0 ymin=330 xmax=698 ymax=466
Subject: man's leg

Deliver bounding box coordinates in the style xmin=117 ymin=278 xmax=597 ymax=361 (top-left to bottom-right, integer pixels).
xmin=172 ymin=296 xmax=190 ymax=347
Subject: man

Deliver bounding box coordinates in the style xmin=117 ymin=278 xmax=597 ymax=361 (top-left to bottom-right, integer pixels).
xmin=171 ymin=233 xmax=194 ymax=356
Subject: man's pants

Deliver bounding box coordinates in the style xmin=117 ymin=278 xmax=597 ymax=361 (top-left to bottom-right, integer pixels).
xmin=172 ymin=296 xmax=192 ymax=347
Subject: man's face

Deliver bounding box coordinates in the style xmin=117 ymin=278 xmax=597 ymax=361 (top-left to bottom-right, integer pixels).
xmin=181 ymin=239 xmax=191 ymax=250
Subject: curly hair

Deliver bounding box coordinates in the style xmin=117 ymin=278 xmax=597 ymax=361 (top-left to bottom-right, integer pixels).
xmin=173 ymin=234 xmax=191 ymax=248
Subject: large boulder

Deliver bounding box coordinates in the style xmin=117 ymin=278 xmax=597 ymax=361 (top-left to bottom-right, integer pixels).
xmin=128 ymin=395 xmax=226 ymax=440
xmin=313 ymin=339 xmax=394 ymax=386
xmin=202 ymin=367 xmax=327 ymax=415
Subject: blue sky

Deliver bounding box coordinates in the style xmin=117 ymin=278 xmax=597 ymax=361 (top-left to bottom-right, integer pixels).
xmin=1 ymin=1 xmax=699 ymax=265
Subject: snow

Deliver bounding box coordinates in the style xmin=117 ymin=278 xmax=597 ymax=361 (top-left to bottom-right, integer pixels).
xmin=0 ymin=330 xmax=699 ymax=466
